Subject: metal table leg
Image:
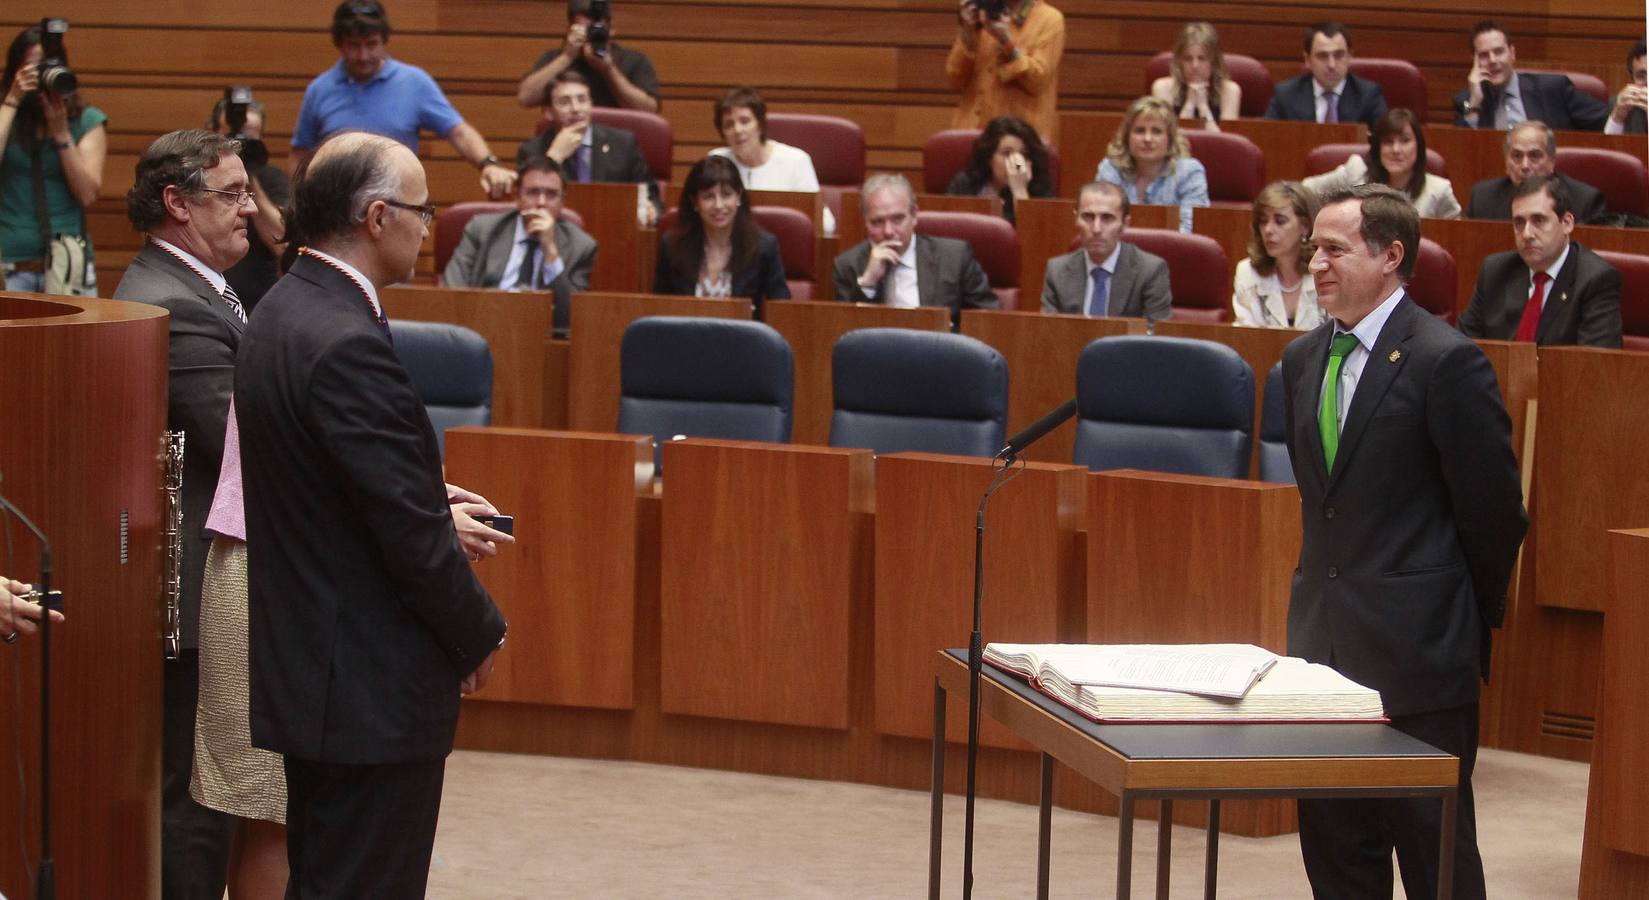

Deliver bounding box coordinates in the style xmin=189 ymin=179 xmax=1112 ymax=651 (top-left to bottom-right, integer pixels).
xmin=1437 ymin=787 xmax=1458 ymax=900
xmin=929 ymin=679 xmax=945 ymax=900
xmin=1157 ymin=799 xmax=1173 ymax=900
xmin=1117 ymin=792 xmax=1134 ymax=900
xmin=1204 ymin=799 xmax=1220 ymax=900
xmin=1037 ymin=753 xmax=1053 ymax=900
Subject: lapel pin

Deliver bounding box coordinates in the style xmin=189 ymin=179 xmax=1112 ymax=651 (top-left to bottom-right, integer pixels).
xmin=1388 ymin=350 xmax=1402 ymax=363
xmin=601 ymin=143 xmax=610 ymax=154
xmin=1560 ymin=292 xmax=1568 ymax=302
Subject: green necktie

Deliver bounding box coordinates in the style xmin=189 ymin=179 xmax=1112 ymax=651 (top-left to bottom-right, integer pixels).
xmin=1319 ymin=332 xmax=1361 ymax=471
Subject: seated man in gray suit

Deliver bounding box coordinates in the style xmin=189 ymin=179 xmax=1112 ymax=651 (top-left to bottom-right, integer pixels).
xmin=832 ymin=173 xmax=997 ymax=326
xmin=1041 ymin=181 xmax=1172 ymax=321
xmin=442 ymin=157 xmax=597 ymax=334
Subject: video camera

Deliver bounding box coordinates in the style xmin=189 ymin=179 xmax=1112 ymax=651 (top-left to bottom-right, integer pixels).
xmin=970 ymin=0 xmax=1012 ymax=20
xmin=586 ymin=0 xmax=612 ymax=59
xmin=36 ymin=18 xmax=77 ymax=97
xmin=223 ymin=86 xmax=270 ymax=171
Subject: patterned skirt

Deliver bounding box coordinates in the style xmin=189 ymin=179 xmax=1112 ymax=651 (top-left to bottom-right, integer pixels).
xmin=190 ymin=535 xmax=286 ymax=823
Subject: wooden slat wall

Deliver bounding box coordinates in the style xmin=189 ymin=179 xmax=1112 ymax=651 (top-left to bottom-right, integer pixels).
xmin=5 ymin=1 xmax=1638 ymax=264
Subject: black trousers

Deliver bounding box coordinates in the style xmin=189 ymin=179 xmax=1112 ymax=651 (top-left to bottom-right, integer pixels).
xmin=1298 ymin=702 xmax=1485 ymax=900
xmin=283 ymin=755 xmax=447 ymax=899
xmin=162 ymin=652 xmax=234 ymax=900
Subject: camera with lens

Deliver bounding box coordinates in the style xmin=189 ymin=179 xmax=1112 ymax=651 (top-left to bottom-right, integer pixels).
xmin=223 ymin=86 xmax=269 ymax=171
xmin=36 ymin=18 xmax=78 ymax=97
xmin=969 ymin=0 xmax=1012 ymax=19
xmin=586 ymin=0 xmax=612 ymax=59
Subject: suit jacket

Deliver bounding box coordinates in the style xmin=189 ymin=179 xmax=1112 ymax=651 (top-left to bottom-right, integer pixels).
xmin=1040 ymin=243 xmax=1172 ymax=321
xmin=1264 ymin=73 xmax=1388 ymax=127
xmin=1615 ymin=104 xmax=1648 ymax=135
xmin=1459 ymin=241 xmax=1622 ymax=348
xmin=831 ymin=233 xmax=998 ymax=326
xmin=1453 ymin=72 xmax=1612 ymax=131
xmin=650 ymin=230 xmax=790 ymax=316
xmin=1465 ymin=172 xmax=1608 ymax=225
xmin=235 ymin=254 xmax=506 ymax=765
xmin=441 ymin=210 xmax=598 ymax=333
xmin=113 ymin=242 xmax=245 ymax=651
xmin=515 ymin=122 xmax=661 ymax=211
xmin=1281 ymin=296 xmax=1527 ymax=717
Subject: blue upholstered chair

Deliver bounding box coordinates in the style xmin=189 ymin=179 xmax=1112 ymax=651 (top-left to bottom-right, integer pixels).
xmin=1258 ymin=362 xmax=1294 ymax=484
xmin=828 ymin=328 xmax=1008 ymax=457
xmin=618 ymin=317 xmax=794 ymax=465
xmin=1072 ymin=335 xmax=1254 ymax=477
xmin=388 ymin=319 xmax=494 ymax=457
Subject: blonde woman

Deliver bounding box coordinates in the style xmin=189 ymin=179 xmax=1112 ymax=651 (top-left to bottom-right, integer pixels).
xmin=1150 ymin=22 xmax=1242 ymax=130
xmin=1232 ymin=181 xmax=1324 ymax=329
xmin=1095 ymin=96 xmax=1209 ymax=232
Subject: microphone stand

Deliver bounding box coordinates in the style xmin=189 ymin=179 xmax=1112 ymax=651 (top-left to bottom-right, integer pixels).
xmin=1 ymin=495 xmax=56 ymax=900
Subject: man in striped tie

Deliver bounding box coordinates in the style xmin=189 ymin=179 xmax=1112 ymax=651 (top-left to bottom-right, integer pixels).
xmin=113 ymin=128 xmax=255 ymax=900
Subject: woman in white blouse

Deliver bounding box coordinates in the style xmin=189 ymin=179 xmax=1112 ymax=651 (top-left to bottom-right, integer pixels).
xmin=1302 ymin=108 xmax=1462 ymax=219
xmin=1232 ymin=181 xmax=1325 ymax=330
xmin=708 ymin=85 xmax=834 ymax=234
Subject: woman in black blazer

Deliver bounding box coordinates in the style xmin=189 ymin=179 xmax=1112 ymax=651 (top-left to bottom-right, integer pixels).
xmin=653 ymin=155 xmax=788 ymax=315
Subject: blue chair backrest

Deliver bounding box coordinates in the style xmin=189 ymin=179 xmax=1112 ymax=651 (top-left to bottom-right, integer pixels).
xmin=389 ymin=319 xmax=493 ymax=457
xmin=618 ymin=317 xmax=794 ymax=460
xmin=1072 ymin=335 xmax=1254 ymax=477
xmin=829 ymin=328 xmax=1008 ymax=457
xmin=1258 ymin=362 xmax=1294 ymax=483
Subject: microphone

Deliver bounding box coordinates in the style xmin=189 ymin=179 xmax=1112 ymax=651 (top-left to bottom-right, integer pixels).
xmin=998 ymin=398 xmax=1076 ymax=463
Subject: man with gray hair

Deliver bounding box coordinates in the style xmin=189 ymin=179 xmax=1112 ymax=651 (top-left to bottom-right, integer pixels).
xmin=114 ymin=127 xmax=253 ymax=900
xmin=234 ymin=131 xmax=509 ymax=895
xmin=831 ymin=172 xmax=996 ymax=326
xmin=1464 ymin=121 xmax=1607 ymax=224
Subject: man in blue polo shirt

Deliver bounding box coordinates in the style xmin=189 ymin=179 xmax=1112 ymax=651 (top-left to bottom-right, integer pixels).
xmin=292 ymin=1 xmax=516 ymax=198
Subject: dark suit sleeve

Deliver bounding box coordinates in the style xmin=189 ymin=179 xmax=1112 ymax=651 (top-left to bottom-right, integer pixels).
xmin=652 ymin=233 xmax=678 ymax=295
xmin=621 ymin=136 xmax=663 ymax=212
xmin=1458 ymin=259 xmax=1492 ymax=338
xmin=163 ymin=296 xmax=236 ymax=473
xmin=1452 ymin=88 xmax=1474 ymax=127
xmin=756 ymin=234 xmax=790 ymax=301
xmin=515 ymin=132 xmax=546 ymax=170
xmin=308 ymin=330 xmax=506 ymax=671
xmin=1362 ymin=82 xmax=1388 ymax=126
xmin=833 ymin=250 xmax=870 ymax=302
xmin=1559 ymin=78 xmax=1611 ymax=131
xmin=1577 ymin=262 xmax=1623 ymax=348
xmin=1140 ymin=254 xmax=1173 ymax=321
xmin=1426 ymin=340 xmax=1528 ymax=627
xmin=1263 ymin=85 xmax=1289 ymax=120
xmin=1579 ymin=187 xmax=1609 ymax=225
xmin=958 ymin=249 xmax=998 ymax=310
xmin=441 ymin=221 xmax=486 ymax=287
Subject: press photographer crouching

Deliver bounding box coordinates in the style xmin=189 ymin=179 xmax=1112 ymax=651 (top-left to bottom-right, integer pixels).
xmin=207 ymin=87 xmax=289 ymax=310
xmin=0 ymin=18 xmax=106 ymax=295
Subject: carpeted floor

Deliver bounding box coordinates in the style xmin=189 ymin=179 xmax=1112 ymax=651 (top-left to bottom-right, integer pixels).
xmin=426 ymin=746 xmax=1587 ymax=898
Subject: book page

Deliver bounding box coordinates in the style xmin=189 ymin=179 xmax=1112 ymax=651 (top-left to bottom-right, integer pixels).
xmin=990 ymin=643 xmax=1279 ymax=699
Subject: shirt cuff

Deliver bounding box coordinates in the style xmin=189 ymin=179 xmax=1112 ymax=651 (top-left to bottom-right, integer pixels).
xmin=541 ymin=256 xmax=566 ymax=285
xmin=1604 ymin=118 xmax=1625 ymax=136
xmin=858 ymin=282 xmax=879 ymax=300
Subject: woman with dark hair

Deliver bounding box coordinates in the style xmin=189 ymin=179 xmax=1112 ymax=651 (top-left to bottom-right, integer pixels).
xmin=0 ymin=23 xmax=107 ymax=294
xmin=708 ymin=85 xmax=834 ymax=233
xmin=1232 ymin=180 xmax=1324 ymax=330
xmin=652 ymin=155 xmax=788 ymax=311
xmin=945 ymin=115 xmax=1053 ymax=224
xmin=1149 ymin=22 xmax=1242 ymax=130
xmin=1303 ymin=108 xmax=1461 ymax=218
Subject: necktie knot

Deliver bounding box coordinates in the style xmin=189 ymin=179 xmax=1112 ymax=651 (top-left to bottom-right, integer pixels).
xmin=1534 ymin=272 xmax=1551 ymax=288
xmin=1329 ymin=332 xmax=1359 ymax=360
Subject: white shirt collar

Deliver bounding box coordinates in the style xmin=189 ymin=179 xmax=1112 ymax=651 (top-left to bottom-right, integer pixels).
xmin=1338 ymin=285 xmax=1406 ymax=351
xmin=1313 ymin=76 xmax=1346 ymax=99
xmin=149 ymin=236 xmax=227 ymax=293
xmin=1537 ymin=242 xmax=1571 ymax=283
xmin=896 ymin=238 xmax=917 ymax=269
xmin=1085 ymin=242 xmax=1122 ymax=275
xmin=304 ymin=247 xmax=383 ymax=319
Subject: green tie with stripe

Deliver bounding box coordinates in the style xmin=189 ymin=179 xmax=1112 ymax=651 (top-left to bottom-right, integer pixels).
xmin=1319 ymin=332 xmax=1361 ymax=471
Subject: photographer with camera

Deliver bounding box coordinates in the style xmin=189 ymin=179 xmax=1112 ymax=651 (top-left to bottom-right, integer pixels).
xmin=515 ymin=0 xmax=661 ymax=113
xmin=0 ymin=19 xmax=106 ymax=295
xmin=947 ymin=0 xmax=1064 ymax=144
xmin=207 ymin=89 xmax=289 ymax=311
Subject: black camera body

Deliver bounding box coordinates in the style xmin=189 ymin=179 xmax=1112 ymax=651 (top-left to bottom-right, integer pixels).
xmin=37 ymin=18 xmax=78 ymax=97
xmin=223 ymin=85 xmax=270 ymax=171
xmin=586 ymin=0 xmax=612 ymax=59
xmin=971 ymin=0 xmax=1012 ymax=20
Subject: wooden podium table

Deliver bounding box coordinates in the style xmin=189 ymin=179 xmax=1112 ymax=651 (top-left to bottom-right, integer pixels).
xmin=929 ymin=651 xmax=1461 ymax=900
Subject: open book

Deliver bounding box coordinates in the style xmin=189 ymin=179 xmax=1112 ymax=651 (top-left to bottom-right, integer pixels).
xmin=983 ymin=643 xmax=1386 ymax=723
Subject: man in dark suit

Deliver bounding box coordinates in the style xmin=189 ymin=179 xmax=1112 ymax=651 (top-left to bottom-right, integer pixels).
xmin=1454 ymin=21 xmax=1610 ymax=130
xmin=1605 ymin=40 xmax=1646 ymax=135
xmin=1264 ymin=22 xmax=1388 ymax=128
xmin=1465 ymin=122 xmax=1608 ymax=224
xmin=515 ymin=69 xmax=660 ymax=220
xmin=1041 ymin=181 xmax=1172 ymax=320
xmin=113 ymin=128 xmax=256 ymax=900
xmin=1461 ymin=176 xmax=1622 ymax=348
xmin=236 ymin=131 xmax=508 ymax=896
xmin=832 ymin=173 xmax=997 ymax=326
xmin=1282 ymin=183 xmax=1527 ymax=900
xmin=442 ymin=157 xmax=597 ymax=333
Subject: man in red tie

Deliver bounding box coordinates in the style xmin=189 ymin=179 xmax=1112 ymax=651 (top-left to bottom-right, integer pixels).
xmin=1459 ymin=175 xmax=1622 ymax=347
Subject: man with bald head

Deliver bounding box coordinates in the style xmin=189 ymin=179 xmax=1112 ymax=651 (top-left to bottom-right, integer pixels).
xmin=235 ymin=131 xmax=508 ymax=896
xmin=1465 ymin=121 xmax=1608 ymax=224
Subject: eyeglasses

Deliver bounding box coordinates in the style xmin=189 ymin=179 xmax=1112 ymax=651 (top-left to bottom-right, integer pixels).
xmin=198 ymin=187 xmax=255 ymax=205
xmin=384 ymin=199 xmax=436 ymax=227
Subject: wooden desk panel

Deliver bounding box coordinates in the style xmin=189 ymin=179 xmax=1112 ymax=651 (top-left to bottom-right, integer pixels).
xmin=446 ymin=428 xmax=652 ymax=709
xmin=566 ymin=182 xmax=650 ymax=294
xmin=1152 ymin=322 xmax=1300 ymax=479
xmin=874 ymin=454 xmax=1085 ymax=747
xmin=380 ymin=285 xmax=553 ymax=430
xmin=566 ymin=292 xmax=753 ymax=432
xmin=1533 ymin=348 xmax=1649 ymax=612
xmin=960 ymin=310 xmax=1143 ymax=464
xmin=659 ymin=440 xmax=873 ymax=729
xmin=762 ymin=300 xmax=951 ymax=446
